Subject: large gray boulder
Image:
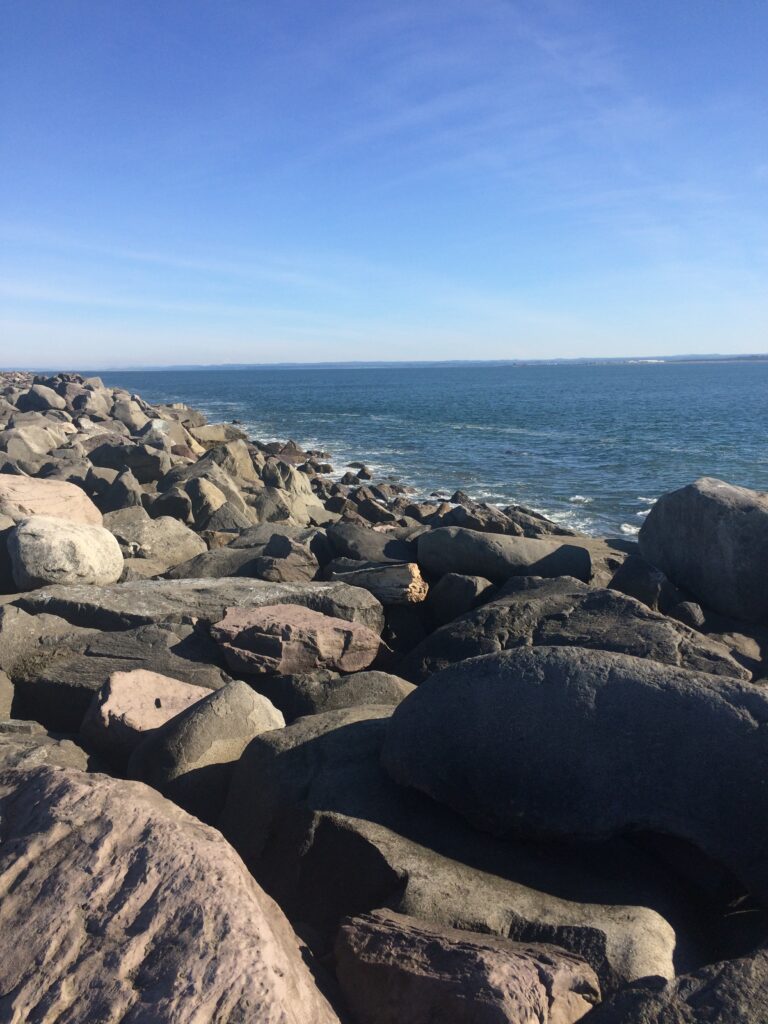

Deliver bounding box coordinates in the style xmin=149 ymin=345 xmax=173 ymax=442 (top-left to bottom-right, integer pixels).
xmin=383 ymin=646 xmax=768 ymax=905
xmin=0 ymin=767 xmax=340 ymax=1023
xmin=221 ymin=706 xmax=688 ymax=991
xmin=8 ymin=515 xmax=123 ymax=589
xmin=639 ymin=477 xmax=768 ymax=623
xmin=398 ymin=576 xmax=749 ymax=682
xmin=104 ymin=505 xmax=206 ymax=571
xmin=335 ymin=909 xmax=601 ymax=1024
xmin=327 ymin=522 xmax=417 ymax=563
xmin=128 ymin=680 xmax=284 ymax=823
xmin=581 ymin=947 xmax=768 ymax=1023
xmin=417 ymin=527 xmax=592 ymax=584
xmin=16 ymin=576 xmax=385 ymax=632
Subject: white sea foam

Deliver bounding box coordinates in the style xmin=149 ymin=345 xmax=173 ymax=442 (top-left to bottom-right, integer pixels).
xmin=637 ymin=496 xmax=657 ymax=504
xmin=568 ymin=495 xmax=593 ymax=505
xmin=620 ymin=523 xmax=640 ymax=535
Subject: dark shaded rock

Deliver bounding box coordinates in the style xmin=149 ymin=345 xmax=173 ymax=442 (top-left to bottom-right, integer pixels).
xmin=438 ymin=502 xmax=524 ymax=536
xmin=327 ymin=522 xmax=417 ymax=564
xmin=148 ymin=485 xmax=193 ymax=521
xmin=95 ymin=468 xmax=144 ymax=512
xmin=609 ymin=552 xmax=684 ymax=613
xmin=400 ymin=576 xmax=748 ymax=682
xmin=639 ymin=477 xmax=768 ymax=623
xmin=383 ymin=645 xmax=768 ymax=905
xmin=426 ymin=572 xmax=495 ymax=627
xmin=250 ymin=669 xmax=415 ymax=721
xmin=0 ymin=724 xmax=94 ymax=771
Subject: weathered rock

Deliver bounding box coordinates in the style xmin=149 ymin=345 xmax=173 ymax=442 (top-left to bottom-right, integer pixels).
xmin=426 ymin=572 xmax=495 ymax=626
xmin=211 ymin=603 xmax=381 ymax=675
xmin=81 ymin=668 xmax=210 ymax=765
xmin=128 ymin=680 xmax=284 ymax=822
xmin=327 ymin=522 xmax=417 ymax=563
xmin=383 ymin=646 xmax=768 ymax=905
xmin=503 ymin=504 xmax=579 ymax=538
xmin=0 ymin=474 xmax=102 ymax=524
xmin=104 ymin=505 xmax=206 ymax=570
xmin=639 ymin=477 xmax=768 ymax=623
xmin=172 ymin=535 xmax=320 ymax=583
xmin=335 ymin=909 xmax=601 ymax=1024
xmin=325 ymin=560 xmax=428 ymax=604
xmin=190 ymin=421 xmax=248 ymax=446
xmin=221 ymin=706 xmax=683 ymax=991
xmin=581 ymin=947 xmax=768 ymax=1023
xmin=111 ymin=397 xmax=150 ymax=433
xmin=89 ymin=439 xmax=172 ymax=483
xmin=417 ymin=527 xmax=592 ymax=584
xmin=609 ymin=552 xmax=684 ymax=614
xmin=15 ymin=383 xmax=66 ymax=412
xmin=438 ymin=502 xmax=524 ymax=536
xmin=399 ymin=576 xmax=749 ymax=682
xmin=0 ymin=725 xmax=93 ymax=770
xmin=0 ymin=767 xmax=340 ymax=1023
xmin=0 ymin=668 xmax=12 ymax=718
xmin=251 ymin=668 xmax=415 ymax=721
xmin=17 ymin=576 xmax=385 ymax=632
xmin=8 ymin=515 xmax=123 ymax=590
xmin=148 ymin=484 xmax=193 ymax=522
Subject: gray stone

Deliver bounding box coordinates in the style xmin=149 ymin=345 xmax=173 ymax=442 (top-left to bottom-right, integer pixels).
xmin=9 ymin=515 xmax=123 ymax=589
xmin=335 ymin=909 xmax=600 ymax=1024
xmin=383 ymin=645 xmax=768 ymax=905
xmin=0 ymin=727 xmax=93 ymax=770
xmin=15 ymin=383 xmax=66 ymax=412
xmin=17 ymin=576 xmax=385 ymax=632
xmin=128 ymin=680 xmax=284 ymax=823
xmin=327 ymin=522 xmax=417 ymax=563
xmin=426 ymin=572 xmax=495 ymax=626
xmin=639 ymin=477 xmax=768 ymax=623
xmin=104 ymin=505 xmax=206 ymax=571
xmin=399 ymin=576 xmax=749 ymax=682
xmin=0 ymin=767 xmax=341 ymax=1023
xmin=417 ymin=527 xmax=592 ymax=584
xmin=250 ymin=669 xmax=415 ymax=721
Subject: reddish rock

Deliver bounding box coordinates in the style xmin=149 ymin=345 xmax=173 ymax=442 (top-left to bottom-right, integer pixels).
xmin=0 ymin=475 xmax=102 ymax=525
xmin=212 ymin=602 xmax=381 ymax=675
xmin=0 ymin=767 xmax=341 ymax=1023
xmin=335 ymin=909 xmax=600 ymax=1024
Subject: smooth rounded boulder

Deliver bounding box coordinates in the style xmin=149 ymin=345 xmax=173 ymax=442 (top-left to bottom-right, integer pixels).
xmin=639 ymin=477 xmax=768 ymax=623
xmin=0 ymin=766 xmax=340 ymax=1023
xmin=382 ymin=646 xmax=768 ymax=906
xmin=8 ymin=515 xmax=123 ymax=589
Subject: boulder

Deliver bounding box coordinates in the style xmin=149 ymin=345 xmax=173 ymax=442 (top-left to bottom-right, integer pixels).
xmin=0 ymin=723 xmax=93 ymax=771
xmin=8 ymin=515 xmax=123 ymax=590
xmin=250 ymin=668 xmax=415 ymax=721
xmin=417 ymin=527 xmax=592 ymax=584
xmin=426 ymin=572 xmax=495 ymax=626
xmin=211 ymin=603 xmax=381 ymax=675
xmin=399 ymin=576 xmax=749 ymax=682
xmin=383 ymin=646 xmax=768 ymax=905
xmin=0 ymin=474 xmax=102 ymax=524
xmin=0 ymin=767 xmax=340 ymax=1023
xmin=104 ymin=505 xmax=206 ymax=570
xmin=221 ymin=706 xmax=684 ymax=991
xmin=0 ymin=668 xmax=11 ymax=718
xmin=81 ymin=668 xmax=210 ymax=765
xmin=15 ymin=383 xmax=66 ymax=412
xmin=94 ymin=467 xmax=147 ymax=513
xmin=639 ymin=477 xmax=768 ymax=623
xmin=190 ymin=422 xmax=248 ymax=446
xmin=438 ymin=502 xmax=524 ymax=536
xmin=90 ymin=439 xmax=173 ymax=483
xmin=581 ymin=947 xmax=768 ymax=1023
xmin=111 ymin=397 xmax=150 ymax=433
xmin=128 ymin=680 xmax=284 ymax=822
xmin=327 ymin=522 xmax=417 ymax=563
xmin=335 ymin=909 xmax=600 ymax=1024
xmin=324 ymin=560 xmax=428 ymax=604
xmin=148 ymin=484 xmax=193 ymax=522
xmin=17 ymin=577 xmax=385 ymax=633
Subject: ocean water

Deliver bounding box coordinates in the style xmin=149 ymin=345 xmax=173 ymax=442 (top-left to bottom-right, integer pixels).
xmin=101 ymin=362 xmax=768 ymax=538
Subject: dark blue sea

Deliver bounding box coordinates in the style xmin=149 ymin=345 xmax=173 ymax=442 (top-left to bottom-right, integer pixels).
xmin=100 ymin=362 xmax=768 ymax=538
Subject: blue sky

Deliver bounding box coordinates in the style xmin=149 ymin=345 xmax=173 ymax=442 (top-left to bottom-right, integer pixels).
xmin=1 ymin=0 xmax=766 ymax=365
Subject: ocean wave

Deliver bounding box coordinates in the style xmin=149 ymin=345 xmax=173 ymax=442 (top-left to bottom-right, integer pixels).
xmin=568 ymin=495 xmax=593 ymax=505
xmin=619 ymin=523 xmax=640 ymax=535
xmin=636 ymin=496 xmax=657 ymax=504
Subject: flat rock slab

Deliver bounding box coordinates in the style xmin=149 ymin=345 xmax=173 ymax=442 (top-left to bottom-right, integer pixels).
xmin=16 ymin=576 xmax=385 ymax=632
xmin=399 ymin=575 xmax=750 ymax=682
xmin=383 ymin=645 xmax=768 ymax=907
xmin=0 ymin=767 xmax=340 ymax=1023
xmin=0 ymin=475 xmax=102 ymax=525
xmin=335 ymin=908 xmax=600 ymax=1024
xmin=211 ymin=603 xmax=381 ymax=675
xmin=81 ymin=668 xmax=211 ymax=764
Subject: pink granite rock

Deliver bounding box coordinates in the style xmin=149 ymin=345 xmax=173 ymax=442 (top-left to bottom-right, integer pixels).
xmin=0 ymin=766 xmax=341 ymax=1023
xmin=211 ymin=602 xmax=381 ymax=675
xmin=0 ymin=475 xmax=102 ymax=524
xmin=81 ymin=668 xmax=211 ymax=763
xmin=335 ymin=909 xmax=600 ymax=1024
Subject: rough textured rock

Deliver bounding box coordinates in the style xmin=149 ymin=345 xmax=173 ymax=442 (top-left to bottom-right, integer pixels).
xmin=335 ymin=909 xmax=601 ymax=1024
xmin=0 ymin=667 xmax=11 ymax=718
xmin=0 ymin=767 xmax=340 ymax=1023
xmin=639 ymin=477 xmax=768 ymax=623
xmin=221 ymin=706 xmax=683 ymax=991
xmin=81 ymin=668 xmax=210 ymax=765
xmin=327 ymin=522 xmax=417 ymax=563
xmin=17 ymin=576 xmax=385 ymax=633
xmin=325 ymin=560 xmax=428 ymax=604
xmin=0 ymin=723 xmax=93 ymax=770
xmin=211 ymin=603 xmax=381 ymax=675
xmin=426 ymin=572 xmax=495 ymax=626
xmin=253 ymin=668 xmax=415 ymax=721
xmin=399 ymin=576 xmax=749 ymax=682
xmin=9 ymin=515 xmax=124 ymax=589
xmin=15 ymin=382 xmax=67 ymax=412
xmin=417 ymin=527 xmax=593 ymax=584
xmin=128 ymin=680 xmax=284 ymax=822
xmin=383 ymin=645 xmax=768 ymax=905
xmin=104 ymin=505 xmax=206 ymax=571
xmin=0 ymin=474 xmax=102 ymax=524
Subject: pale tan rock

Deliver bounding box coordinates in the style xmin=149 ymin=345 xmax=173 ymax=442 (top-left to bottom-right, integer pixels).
xmin=81 ymin=668 xmax=210 ymax=763
xmin=0 ymin=766 xmax=341 ymax=1023
xmin=327 ymin=561 xmax=428 ymax=604
xmin=9 ymin=515 xmax=123 ymax=589
xmin=0 ymin=475 xmax=102 ymax=525
xmin=212 ymin=602 xmax=381 ymax=675
xmin=335 ymin=909 xmax=600 ymax=1024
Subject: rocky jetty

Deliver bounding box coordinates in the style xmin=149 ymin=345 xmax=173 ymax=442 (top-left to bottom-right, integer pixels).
xmin=0 ymin=368 xmax=766 ymax=1022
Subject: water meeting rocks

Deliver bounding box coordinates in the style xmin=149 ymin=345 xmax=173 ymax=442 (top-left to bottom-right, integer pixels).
xmin=383 ymin=645 xmax=768 ymax=904
xmin=0 ymin=767 xmax=340 ymax=1024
